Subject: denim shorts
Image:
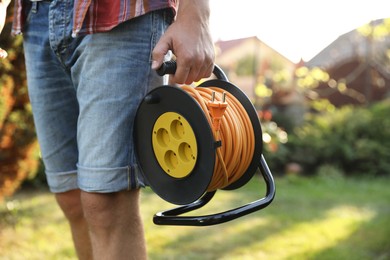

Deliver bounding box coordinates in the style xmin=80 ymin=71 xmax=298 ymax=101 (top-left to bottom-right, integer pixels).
xmin=22 ymin=0 xmax=173 ymax=193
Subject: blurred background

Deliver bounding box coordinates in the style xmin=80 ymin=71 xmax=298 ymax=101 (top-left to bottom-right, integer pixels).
xmin=1 ymin=0 xmax=389 ymax=259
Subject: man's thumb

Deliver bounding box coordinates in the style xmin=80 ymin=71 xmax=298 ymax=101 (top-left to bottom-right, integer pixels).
xmin=151 ymin=37 xmax=171 ymax=70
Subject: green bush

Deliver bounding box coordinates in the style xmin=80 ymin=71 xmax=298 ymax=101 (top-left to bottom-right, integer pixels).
xmin=286 ymin=100 xmax=390 ymax=176
xmin=261 ymin=120 xmax=289 ymax=174
xmin=0 ymin=7 xmax=40 ymax=200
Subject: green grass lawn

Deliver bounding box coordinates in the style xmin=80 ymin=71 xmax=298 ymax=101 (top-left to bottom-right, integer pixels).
xmin=1 ymin=174 xmax=389 ymax=260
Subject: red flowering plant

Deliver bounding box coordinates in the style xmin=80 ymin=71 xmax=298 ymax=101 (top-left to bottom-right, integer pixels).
xmin=258 ymin=110 xmax=288 ymax=153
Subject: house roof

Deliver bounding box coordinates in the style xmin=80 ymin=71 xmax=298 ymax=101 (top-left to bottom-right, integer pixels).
xmin=305 ymin=19 xmax=390 ymax=106
xmin=215 ymin=36 xmax=259 ymax=54
xmin=214 ymin=36 xmax=295 ymax=69
xmin=306 ymin=18 xmax=390 ymax=77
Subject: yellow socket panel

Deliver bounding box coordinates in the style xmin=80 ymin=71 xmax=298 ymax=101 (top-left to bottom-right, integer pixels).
xmin=152 ymin=112 xmax=198 ymax=178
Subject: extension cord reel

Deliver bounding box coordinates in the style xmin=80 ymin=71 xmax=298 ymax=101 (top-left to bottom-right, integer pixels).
xmin=134 ymin=61 xmax=275 ymax=226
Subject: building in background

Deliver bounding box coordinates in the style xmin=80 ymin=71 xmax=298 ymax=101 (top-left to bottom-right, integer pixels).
xmin=306 ymin=18 xmax=390 ymax=107
xmin=213 ymin=18 xmax=390 ymax=130
xmin=214 ymin=36 xmax=304 ymax=131
xmin=214 ymin=36 xmax=295 ymax=102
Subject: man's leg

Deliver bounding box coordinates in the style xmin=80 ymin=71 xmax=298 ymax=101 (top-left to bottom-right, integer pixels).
xmin=71 ymin=10 xmax=172 ymax=258
xmin=81 ymin=190 xmax=146 ymax=260
xmin=55 ymin=190 xmax=92 ymax=260
xmin=55 ymin=189 xmax=147 ymax=260
xmin=22 ymin=2 xmax=169 ymax=258
xmin=23 ymin=2 xmax=90 ymax=257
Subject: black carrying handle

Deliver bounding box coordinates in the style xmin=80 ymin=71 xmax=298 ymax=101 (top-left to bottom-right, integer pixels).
xmin=156 ymin=60 xmax=178 ymax=76
xmin=156 ymin=60 xmax=229 ymax=82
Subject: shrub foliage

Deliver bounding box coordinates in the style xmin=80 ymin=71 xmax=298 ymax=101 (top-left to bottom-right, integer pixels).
xmin=0 ymin=7 xmax=40 ymax=201
xmin=286 ymin=100 xmax=390 ymax=176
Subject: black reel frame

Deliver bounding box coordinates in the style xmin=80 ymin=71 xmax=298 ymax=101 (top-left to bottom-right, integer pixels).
xmin=153 ymin=154 xmax=275 ymax=226
xmin=135 ymin=62 xmax=275 ymax=226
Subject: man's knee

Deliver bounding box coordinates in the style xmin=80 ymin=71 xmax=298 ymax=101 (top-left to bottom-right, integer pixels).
xmin=80 ymin=189 xmax=141 ymax=229
xmin=55 ymin=189 xmax=84 ymax=222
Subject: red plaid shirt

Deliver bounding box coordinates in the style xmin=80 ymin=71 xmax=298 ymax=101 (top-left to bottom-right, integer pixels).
xmin=12 ymin=0 xmax=177 ymax=36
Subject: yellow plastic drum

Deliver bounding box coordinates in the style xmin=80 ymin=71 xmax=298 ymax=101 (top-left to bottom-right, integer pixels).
xmin=152 ymin=112 xmax=198 ymax=178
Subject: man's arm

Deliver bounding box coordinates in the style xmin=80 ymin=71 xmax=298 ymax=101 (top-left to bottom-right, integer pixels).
xmin=0 ymin=0 xmax=11 ymax=58
xmin=151 ymin=0 xmax=215 ymax=84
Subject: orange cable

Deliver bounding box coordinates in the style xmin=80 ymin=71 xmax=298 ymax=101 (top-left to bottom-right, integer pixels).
xmin=181 ymin=86 xmax=255 ymax=191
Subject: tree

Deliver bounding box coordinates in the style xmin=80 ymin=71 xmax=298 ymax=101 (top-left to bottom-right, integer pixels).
xmin=0 ymin=6 xmax=40 ymax=201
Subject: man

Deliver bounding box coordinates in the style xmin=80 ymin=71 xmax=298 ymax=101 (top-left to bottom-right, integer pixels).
xmin=0 ymin=0 xmax=214 ymax=259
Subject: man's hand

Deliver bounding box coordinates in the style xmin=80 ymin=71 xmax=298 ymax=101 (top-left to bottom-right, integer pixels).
xmin=0 ymin=0 xmax=11 ymax=59
xmin=152 ymin=0 xmax=215 ymax=85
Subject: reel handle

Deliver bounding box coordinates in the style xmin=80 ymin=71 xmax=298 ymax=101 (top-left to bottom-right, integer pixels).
xmin=153 ymin=155 xmax=276 ymax=226
xmin=156 ymin=60 xmax=228 ymax=82
xmin=156 ymin=60 xmax=177 ymax=76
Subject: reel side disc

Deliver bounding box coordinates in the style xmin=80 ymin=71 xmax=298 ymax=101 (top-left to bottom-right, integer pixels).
xmin=134 ymin=86 xmax=215 ymax=205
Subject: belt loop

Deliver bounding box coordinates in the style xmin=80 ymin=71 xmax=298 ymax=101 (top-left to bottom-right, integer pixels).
xmin=31 ymin=1 xmax=38 ymax=13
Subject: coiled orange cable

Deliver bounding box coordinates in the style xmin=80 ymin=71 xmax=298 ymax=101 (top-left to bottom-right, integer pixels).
xmin=181 ymin=86 xmax=255 ymax=192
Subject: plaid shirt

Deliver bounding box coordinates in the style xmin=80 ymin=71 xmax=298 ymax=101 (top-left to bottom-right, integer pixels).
xmin=12 ymin=0 xmax=177 ymax=36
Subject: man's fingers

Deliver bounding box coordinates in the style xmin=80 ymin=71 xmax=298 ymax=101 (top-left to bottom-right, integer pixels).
xmin=195 ymin=58 xmax=214 ymax=82
xmin=174 ymin=55 xmax=214 ymax=84
xmin=170 ymin=61 xmax=191 ymax=84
